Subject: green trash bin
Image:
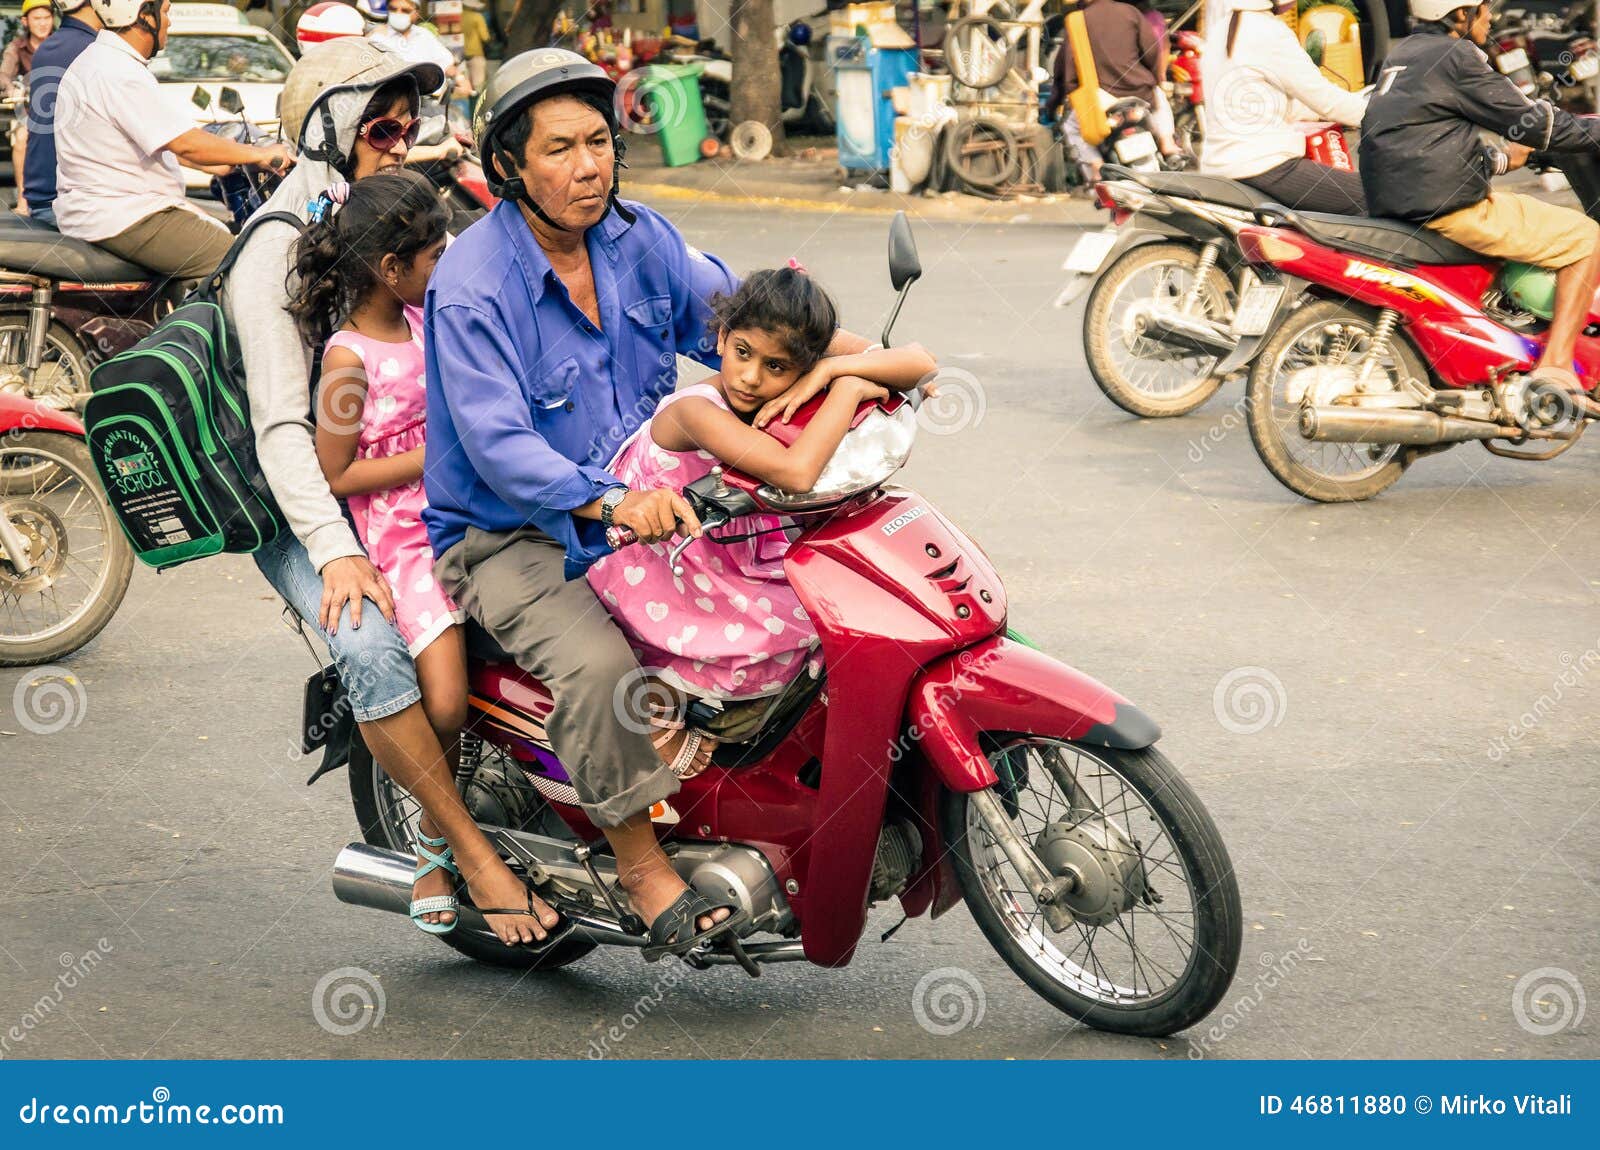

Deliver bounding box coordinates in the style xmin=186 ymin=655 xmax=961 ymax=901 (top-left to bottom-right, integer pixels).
xmin=637 ymin=63 xmax=708 ymax=167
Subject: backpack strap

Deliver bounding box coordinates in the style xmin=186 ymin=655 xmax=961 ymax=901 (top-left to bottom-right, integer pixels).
xmin=198 ymin=210 xmax=307 ymax=299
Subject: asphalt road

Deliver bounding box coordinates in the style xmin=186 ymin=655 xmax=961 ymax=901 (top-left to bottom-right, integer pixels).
xmin=2 ymin=199 xmax=1597 ymax=1061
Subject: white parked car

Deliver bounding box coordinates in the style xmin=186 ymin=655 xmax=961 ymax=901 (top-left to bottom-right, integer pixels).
xmin=151 ymin=4 xmax=293 ymax=189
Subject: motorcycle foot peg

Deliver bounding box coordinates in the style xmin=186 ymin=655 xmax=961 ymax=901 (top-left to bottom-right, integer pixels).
xmin=726 ymin=935 xmax=761 ymax=978
xmin=620 ymin=912 xmax=648 ymax=937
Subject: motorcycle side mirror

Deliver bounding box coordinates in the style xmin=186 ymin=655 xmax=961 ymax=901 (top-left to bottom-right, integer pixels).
xmin=219 ymin=87 xmax=245 ymax=116
xmin=887 ymin=210 xmax=922 ymax=292
xmin=881 ymin=211 xmax=921 ymax=348
xmin=191 ymin=85 xmax=212 ymax=110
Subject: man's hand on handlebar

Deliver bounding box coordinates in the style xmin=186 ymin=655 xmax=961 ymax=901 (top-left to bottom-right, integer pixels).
xmin=1505 ymin=141 xmax=1534 ymax=171
xmin=612 ymin=488 xmax=703 ymax=544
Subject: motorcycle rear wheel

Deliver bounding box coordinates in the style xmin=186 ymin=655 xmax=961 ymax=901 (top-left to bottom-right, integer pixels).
xmin=942 ymin=739 xmax=1242 ymax=1037
xmin=348 ymin=733 xmax=599 ymax=971
xmin=1245 ymin=299 xmax=1420 ymax=502
xmin=1083 ymin=242 xmax=1233 ymax=418
xmin=0 ymin=432 xmax=134 ymax=667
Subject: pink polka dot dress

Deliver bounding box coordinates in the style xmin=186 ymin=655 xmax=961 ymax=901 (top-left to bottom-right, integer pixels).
xmin=586 ymin=383 xmax=820 ymax=700
xmin=330 ymin=306 xmax=464 ymax=658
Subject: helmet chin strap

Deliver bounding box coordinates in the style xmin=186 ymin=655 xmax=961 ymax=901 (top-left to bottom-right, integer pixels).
xmin=493 ymin=135 xmax=636 ymax=232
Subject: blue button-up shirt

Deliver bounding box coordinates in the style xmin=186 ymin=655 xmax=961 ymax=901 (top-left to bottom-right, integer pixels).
xmin=20 ymin=16 xmax=98 ymax=215
xmin=423 ymin=199 xmax=738 ymax=578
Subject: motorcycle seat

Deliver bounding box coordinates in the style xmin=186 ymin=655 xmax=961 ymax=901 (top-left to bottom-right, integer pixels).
xmin=0 ymin=216 xmax=153 ymax=284
xmin=1111 ymin=167 xmax=1278 ymax=211
xmin=1279 ymin=209 xmax=1484 ymax=267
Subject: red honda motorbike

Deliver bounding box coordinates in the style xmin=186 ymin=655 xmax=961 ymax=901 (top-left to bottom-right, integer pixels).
xmin=1236 ymin=150 xmax=1600 ymax=501
xmin=329 ymin=215 xmax=1243 ymax=1036
xmin=0 ymin=392 xmax=134 ymax=665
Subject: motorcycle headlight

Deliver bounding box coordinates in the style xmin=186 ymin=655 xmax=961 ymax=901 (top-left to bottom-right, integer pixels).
xmin=757 ymin=402 xmax=918 ymax=510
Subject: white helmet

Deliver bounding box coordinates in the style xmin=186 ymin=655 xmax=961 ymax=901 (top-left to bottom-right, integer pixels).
xmin=1410 ymin=0 xmax=1474 ymax=23
xmin=297 ymin=2 xmax=367 ymax=49
xmin=88 ymin=0 xmax=157 ymax=29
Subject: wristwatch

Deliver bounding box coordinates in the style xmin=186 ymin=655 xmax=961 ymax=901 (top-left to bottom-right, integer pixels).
xmin=599 ymin=485 xmax=629 ymax=528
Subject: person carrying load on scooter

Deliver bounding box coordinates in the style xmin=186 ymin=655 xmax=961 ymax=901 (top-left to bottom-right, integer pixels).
xmin=423 ymin=48 xmax=910 ymax=962
xmin=1048 ymin=0 xmax=1189 ymax=183
xmin=584 ymin=266 xmax=936 ymax=775
xmin=1362 ymin=0 xmax=1600 ymax=397
xmin=1200 ymin=0 xmax=1370 ymax=215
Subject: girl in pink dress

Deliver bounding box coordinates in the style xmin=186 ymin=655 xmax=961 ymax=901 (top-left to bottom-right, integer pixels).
xmin=289 ymin=172 xmax=464 ymax=931
xmin=587 ymin=266 xmax=936 ymax=769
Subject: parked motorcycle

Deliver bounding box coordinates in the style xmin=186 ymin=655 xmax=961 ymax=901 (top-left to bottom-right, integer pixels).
xmin=1235 ymin=150 xmax=1600 ymax=502
xmin=328 ymin=214 xmax=1243 ymax=1036
xmin=1062 ymin=124 xmax=1347 ymax=418
xmin=674 ymin=20 xmax=835 ymax=143
xmin=0 ymin=392 xmax=134 ymax=665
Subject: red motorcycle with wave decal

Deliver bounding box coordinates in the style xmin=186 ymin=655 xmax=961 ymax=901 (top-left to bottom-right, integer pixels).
xmin=327 ymin=215 xmax=1242 ymax=1037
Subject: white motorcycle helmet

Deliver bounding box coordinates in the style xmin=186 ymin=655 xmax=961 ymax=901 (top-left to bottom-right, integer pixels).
xmin=87 ymin=0 xmax=159 ymax=30
xmin=1410 ymin=0 xmax=1474 ymax=22
xmin=297 ymin=1 xmax=367 ymax=49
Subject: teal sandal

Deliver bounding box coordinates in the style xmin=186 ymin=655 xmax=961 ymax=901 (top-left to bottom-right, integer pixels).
xmin=409 ymin=831 xmax=461 ymax=936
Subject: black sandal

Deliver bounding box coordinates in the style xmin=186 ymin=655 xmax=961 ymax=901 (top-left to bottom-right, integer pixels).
xmin=475 ymin=886 xmax=576 ymax=955
xmin=640 ymin=888 xmax=748 ymax=962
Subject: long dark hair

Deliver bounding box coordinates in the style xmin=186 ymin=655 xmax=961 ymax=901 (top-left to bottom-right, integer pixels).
xmin=286 ymin=168 xmax=446 ymax=347
xmin=707 ymin=266 xmax=838 ymax=371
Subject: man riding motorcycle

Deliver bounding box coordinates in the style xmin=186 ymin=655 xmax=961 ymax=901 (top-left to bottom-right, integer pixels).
xmin=1201 ymin=0 xmax=1369 ymax=214
xmin=53 ymin=0 xmax=291 ymax=278
xmin=1362 ymin=0 xmax=1600 ymax=395
xmin=422 ymin=48 xmax=898 ymax=956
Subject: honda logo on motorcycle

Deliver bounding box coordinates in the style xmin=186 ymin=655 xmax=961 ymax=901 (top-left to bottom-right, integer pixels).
xmin=882 ymin=506 xmax=926 ymax=536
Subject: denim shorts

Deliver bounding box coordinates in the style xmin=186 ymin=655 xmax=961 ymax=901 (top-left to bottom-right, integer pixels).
xmin=254 ymin=531 xmax=422 ymax=723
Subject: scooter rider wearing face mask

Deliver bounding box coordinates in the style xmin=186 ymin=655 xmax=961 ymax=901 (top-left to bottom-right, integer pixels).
xmin=1361 ymin=0 xmax=1600 ymax=395
xmin=366 ymin=0 xmax=454 ymax=81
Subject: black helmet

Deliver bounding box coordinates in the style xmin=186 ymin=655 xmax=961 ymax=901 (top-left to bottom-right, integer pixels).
xmin=475 ymin=47 xmax=632 ymax=229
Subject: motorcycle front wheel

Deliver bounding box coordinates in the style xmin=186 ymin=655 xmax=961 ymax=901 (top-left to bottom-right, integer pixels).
xmin=942 ymin=738 xmax=1242 ymax=1037
xmin=1083 ymin=242 xmax=1234 ymax=418
xmin=348 ymin=732 xmax=599 ymax=971
xmin=0 ymin=432 xmax=134 ymax=667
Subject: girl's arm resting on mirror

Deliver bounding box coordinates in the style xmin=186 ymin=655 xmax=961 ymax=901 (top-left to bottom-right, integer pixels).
xmin=653 ymin=378 xmax=885 ymax=492
xmin=314 ymin=346 xmax=426 ymax=498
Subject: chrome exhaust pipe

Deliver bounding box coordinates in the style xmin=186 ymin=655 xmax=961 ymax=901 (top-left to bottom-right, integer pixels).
xmin=1133 ymin=309 xmax=1238 ymax=358
xmin=1300 ymin=406 xmax=1506 ymax=446
xmin=330 ymin=842 xmax=644 ymax=946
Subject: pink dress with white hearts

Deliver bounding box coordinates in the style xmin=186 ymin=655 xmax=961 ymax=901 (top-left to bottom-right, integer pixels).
xmin=329 ymin=306 xmax=464 ymax=658
xmin=585 ymin=383 xmax=820 ymax=700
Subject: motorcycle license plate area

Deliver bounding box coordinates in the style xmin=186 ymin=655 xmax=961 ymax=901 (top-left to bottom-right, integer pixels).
xmin=1497 ymin=48 xmax=1530 ymax=73
xmin=1231 ymin=283 xmax=1287 ymax=336
xmin=1064 ymin=229 xmax=1119 ymax=275
xmin=1574 ymin=53 xmax=1600 ymax=81
xmin=1114 ymin=132 xmax=1158 ymax=165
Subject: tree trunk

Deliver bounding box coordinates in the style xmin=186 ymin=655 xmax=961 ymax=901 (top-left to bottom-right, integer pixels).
xmin=728 ymin=0 xmax=787 ymax=157
xmin=503 ymin=0 xmax=565 ymax=56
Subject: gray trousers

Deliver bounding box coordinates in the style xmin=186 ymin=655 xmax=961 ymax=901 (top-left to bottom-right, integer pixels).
xmin=435 ymin=526 xmax=677 ymax=828
xmin=98 ymin=205 xmax=233 ymax=281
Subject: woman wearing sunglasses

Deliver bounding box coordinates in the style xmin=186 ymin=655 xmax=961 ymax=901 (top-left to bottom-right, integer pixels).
xmin=216 ymin=41 xmax=575 ymax=948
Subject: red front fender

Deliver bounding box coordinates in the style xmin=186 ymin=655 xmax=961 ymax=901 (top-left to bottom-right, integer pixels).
xmin=906 ymin=636 xmax=1160 ymax=792
xmin=0 ymin=391 xmax=84 ymax=436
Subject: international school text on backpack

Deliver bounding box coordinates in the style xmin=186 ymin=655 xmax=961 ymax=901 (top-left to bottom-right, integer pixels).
xmin=84 ymin=212 xmax=302 ymax=570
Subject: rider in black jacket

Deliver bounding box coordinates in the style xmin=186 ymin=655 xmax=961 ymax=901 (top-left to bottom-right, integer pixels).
xmin=1362 ymin=0 xmax=1600 ymax=392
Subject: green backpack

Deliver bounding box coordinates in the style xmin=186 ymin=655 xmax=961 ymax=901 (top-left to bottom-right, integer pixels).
xmin=84 ymin=211 xmax=303 ymax=570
